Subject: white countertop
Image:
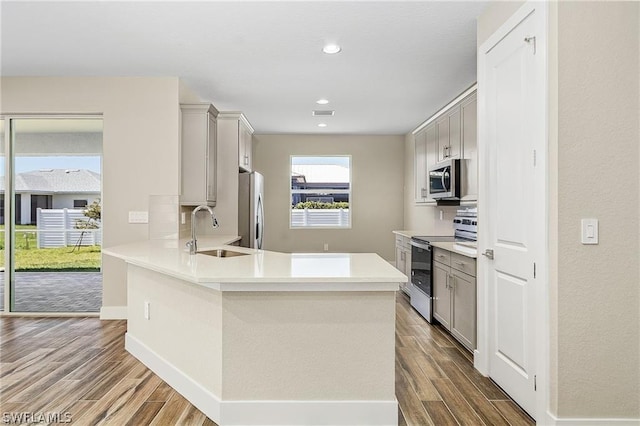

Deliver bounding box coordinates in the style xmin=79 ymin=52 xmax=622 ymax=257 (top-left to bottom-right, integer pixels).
xmin=392 ymin=230 xmax=437 ymax=238
xmin=392 ymin=230 xmax=455 ymax=239
xmin=430 ymin=241 xmax=478 ymax=258
xmin=103 ymin=236 xmax=407 ymax=292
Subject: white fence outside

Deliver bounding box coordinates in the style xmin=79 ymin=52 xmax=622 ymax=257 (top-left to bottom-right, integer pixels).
xmin=290 ymin=209 xmax=350 ymax=227
xmin=36 ymin=208 xmax=102 ymax=248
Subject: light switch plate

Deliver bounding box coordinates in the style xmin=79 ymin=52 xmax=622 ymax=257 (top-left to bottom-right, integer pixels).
xmin=581 ymin=218 xmax=598 ymax=244
xmin=129 ymin=211 xmax=149 ymax=224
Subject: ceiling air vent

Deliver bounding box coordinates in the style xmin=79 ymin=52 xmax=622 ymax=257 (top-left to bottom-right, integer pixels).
xmin=312 ymin=110 xmax=335 ymax=117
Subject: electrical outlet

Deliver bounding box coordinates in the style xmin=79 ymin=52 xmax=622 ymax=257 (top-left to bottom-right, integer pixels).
xmin=323 ymin=243 xmax=329 ymax=251
xmin=129 ymin=211 xmax=149 ymax=224
xmin=181 ymin=212 xmax=186 ymax=225
xmin=144 ymin=301 xmax=151 ymax=320
xmin=439 ymin=210 xmax=444 ymax=221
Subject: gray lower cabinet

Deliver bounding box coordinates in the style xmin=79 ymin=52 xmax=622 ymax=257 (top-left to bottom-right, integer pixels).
xmin=451 ymin=268 xmax=476 ymax=350
xmin=432 ymin=247 xmax=477 ymax=351
xmin=394 ymin=235 xmax=412 ymax=295
xmin=433 ymin=260 xmax=452 ymax=329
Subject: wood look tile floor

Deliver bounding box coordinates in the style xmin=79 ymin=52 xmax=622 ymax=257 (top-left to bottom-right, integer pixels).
xmin=0 ymin=293 xmax=534 ymax=425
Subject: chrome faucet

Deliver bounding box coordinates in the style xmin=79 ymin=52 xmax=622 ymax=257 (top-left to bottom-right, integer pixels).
xmin=186 ymin=205 xmax=219 ymax=255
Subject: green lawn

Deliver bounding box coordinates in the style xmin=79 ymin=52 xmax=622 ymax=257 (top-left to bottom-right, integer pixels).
xmin=0 ymin=225 xmax=101 ymax=271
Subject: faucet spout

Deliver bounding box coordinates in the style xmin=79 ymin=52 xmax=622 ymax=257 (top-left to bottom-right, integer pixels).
xmin=187 ymin=205 xmax=219 ymax=255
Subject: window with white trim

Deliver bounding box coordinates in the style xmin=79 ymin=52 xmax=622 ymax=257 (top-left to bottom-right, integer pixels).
xmin=290 ymin=156 xmax=351 ymax=228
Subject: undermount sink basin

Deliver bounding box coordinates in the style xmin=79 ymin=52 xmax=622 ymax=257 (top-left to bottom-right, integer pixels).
xmin=198 ymin=249 xmax=250 ymax=258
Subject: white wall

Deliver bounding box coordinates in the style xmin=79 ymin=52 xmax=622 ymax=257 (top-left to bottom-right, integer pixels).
xmin=478 ymin=1 xmax=640 ymax=419
xmin=253 ymin=134 xmax=404 ymax=261
xmin=52 ymin=194 xmax=100 ymax=210
xmin=1 ymin=77 xmax=182 ymax=311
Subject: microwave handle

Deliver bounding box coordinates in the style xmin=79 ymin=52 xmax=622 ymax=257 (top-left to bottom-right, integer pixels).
xmin=441 ymin=167 xmax=449 ymax=191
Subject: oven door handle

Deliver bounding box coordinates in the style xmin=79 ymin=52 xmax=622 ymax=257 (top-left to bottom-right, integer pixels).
xmin=410 ymin=240 xmax=432 ymax=251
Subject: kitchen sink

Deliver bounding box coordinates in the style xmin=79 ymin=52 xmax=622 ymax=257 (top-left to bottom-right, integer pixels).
xmin=198 ymin=249 xmax=250 ymax=258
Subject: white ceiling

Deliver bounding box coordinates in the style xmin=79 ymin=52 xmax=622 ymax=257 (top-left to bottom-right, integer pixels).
xmin=1 ymin=1 xmax=487 ymax=135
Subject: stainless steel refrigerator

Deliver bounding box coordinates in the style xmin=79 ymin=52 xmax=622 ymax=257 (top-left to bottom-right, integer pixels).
xmin=238 ymin=171 xmax=264 ymax=249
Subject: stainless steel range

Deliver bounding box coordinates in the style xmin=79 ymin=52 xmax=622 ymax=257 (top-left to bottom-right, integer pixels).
xmin=409 ymin=208 xmax=477 ymax=322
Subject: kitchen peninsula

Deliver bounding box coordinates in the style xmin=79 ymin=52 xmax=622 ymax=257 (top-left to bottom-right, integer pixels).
xmin=103 ymin=236 xmax=406 ymax=426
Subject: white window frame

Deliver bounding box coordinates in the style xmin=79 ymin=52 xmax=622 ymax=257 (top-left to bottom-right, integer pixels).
xmin=289 ymin=155 xmax=352 ymax=229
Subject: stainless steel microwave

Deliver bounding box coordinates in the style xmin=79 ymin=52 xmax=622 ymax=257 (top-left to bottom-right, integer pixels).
xmin=428 ymin=159 xmax=461 ymax=200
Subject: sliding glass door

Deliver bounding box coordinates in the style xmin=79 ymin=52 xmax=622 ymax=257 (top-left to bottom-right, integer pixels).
xmin=2 ymin=117 xmax=103 ymax=313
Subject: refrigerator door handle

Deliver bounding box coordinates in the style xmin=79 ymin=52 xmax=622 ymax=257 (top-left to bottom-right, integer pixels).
xmin=257 ymin=193 xmax=264 ymax=249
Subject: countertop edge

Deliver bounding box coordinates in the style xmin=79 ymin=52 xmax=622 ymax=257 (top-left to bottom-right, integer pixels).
xmin=430 ymin=241 xmax=478 ymax=259
xmin=103 ymin=237 xmax=407 ymax=291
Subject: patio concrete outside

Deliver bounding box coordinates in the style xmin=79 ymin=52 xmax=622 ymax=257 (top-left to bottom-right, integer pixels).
xmin=0 ymin=272 xmax=102 ymax=312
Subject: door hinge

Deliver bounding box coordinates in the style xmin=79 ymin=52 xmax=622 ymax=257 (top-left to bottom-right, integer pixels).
xmin=533 ymin=262 xmax=536 ymax=278
xmin=525 ymin=36 xmax=537 ymax=54
xmin=533 ymin=149 xmax=537 ymax=166
xmin=534 ymin=375 xmax=537 ymax=391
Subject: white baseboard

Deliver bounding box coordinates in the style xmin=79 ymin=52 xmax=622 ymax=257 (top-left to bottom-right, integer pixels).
xmin=99 ymin=305 xmax=127 ymax=319
xmin=126 ymin=333 xmax=398 ymax=425
xmin=221 ymin=400 xmax=398 ymax=426
xmin=547 ymin=412 xmax=640 ymax=426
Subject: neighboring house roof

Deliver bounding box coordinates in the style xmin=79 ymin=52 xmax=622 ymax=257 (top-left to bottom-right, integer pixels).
xmin=291 ymin=165 xmax=349 ymax=184
xmin=0 ymin=169 xmax=101 ymax=193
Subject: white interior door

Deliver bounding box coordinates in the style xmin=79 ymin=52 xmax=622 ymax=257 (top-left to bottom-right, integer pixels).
xmin=482 ymin=9 xmax=542 ymax=418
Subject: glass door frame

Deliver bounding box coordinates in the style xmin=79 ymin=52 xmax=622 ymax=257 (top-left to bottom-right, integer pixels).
xmin=1 ymin=114 xmax=103 ymax=315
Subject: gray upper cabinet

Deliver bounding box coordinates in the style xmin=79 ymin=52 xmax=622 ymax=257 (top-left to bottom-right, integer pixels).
xmin=238 ymin=117 xmax=254 ymax=172
xmin=414 ymin=123 xmax=437 ymax=204
xmin=218 ymin=112 xmax=255 ymax=173
xmin=181 ymin=103 xmax=218 ymax=206
xmin=436 ymin=105 xmax=461 ymax=162
xmin=461 ymin=92 xmax=478 ymax=201
xmin=411 ymin=85 xmax=477 ymax=204
xmin=414 ymin=128 xmax=427 ymax=203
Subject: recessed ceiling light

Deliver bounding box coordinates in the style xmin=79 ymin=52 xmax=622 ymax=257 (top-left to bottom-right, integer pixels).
xmin=316 ymin=99 xmax=329 ymax=105
xmin=318 ymin=123 xmax=328 ymax=128
xmin=322 ymin=44 xmax=341 ymax=54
